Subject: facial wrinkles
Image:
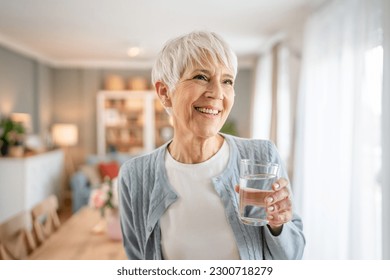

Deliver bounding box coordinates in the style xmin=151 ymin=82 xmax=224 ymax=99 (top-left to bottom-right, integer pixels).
xmin=171 ymin=63 xmax=234 ymax=123
xmin=183 ymin=67 xmax=233 ymax=90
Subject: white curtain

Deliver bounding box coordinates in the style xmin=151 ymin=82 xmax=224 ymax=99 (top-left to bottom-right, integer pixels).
xmin=381 ymin=0 xmax=390 ymax=259
xmin=251 ymin=44 xmax=293 ymax=175
xmin=294 ymin=0 xmax=383 ymax=259
xmin=251 ymin=51 xmax=273 ymax=140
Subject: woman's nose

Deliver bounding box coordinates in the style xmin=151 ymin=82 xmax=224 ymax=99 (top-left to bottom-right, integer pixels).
xmin=205 ymin=81 xmax=224 ymax=100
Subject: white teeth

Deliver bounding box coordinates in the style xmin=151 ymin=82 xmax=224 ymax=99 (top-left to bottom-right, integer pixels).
xmin=195 ymin=107 xmax=219 ymax=115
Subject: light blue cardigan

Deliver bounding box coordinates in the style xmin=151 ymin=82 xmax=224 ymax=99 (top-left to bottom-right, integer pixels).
xmin=119 ymin=134 xmax=305 ymax=259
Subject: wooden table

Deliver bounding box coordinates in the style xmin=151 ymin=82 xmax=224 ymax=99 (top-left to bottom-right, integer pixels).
xmin=28 ymin=207 xmax=127 ymax=260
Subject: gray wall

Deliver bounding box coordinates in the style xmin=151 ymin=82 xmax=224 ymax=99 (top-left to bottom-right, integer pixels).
xmin=0 ymin=45 xmax=53 ymax=136
xmin=0 ymin=45 xmax=254 ymax=158
xmin=230 ymin=69 xmax=253 ymax=138
xmin=0 ymin=46 xmax=35 ymax=130
xmin=36 ymin=63 xmax=53 ymax=138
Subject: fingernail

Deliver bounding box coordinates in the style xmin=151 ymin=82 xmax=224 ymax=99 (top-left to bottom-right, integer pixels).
xmin=266 ymin=197 xmax=274 ymax=203
xmin=268 ymin=215 xmax=274 ymax=220
xmin=274 ymin=183 xmax=280 ymax=190
xmin=268 ymin=206 xmax=275 ymax=212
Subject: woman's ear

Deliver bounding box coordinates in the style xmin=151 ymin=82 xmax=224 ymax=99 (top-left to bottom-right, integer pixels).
xmin=155 ymin=81 xmax=172 ymax=107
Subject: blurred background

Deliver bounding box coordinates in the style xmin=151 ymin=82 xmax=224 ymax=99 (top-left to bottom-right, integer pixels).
xmin=0 ymin=0 xmax=389 ymax=260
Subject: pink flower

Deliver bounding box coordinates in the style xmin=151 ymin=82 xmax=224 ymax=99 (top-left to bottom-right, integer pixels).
xmin=88 ymin=177 xmax=118 ymax=211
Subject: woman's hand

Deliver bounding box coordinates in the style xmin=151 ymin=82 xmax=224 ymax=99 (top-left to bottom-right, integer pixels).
xmin=235 ymin=178 xmax=292 ymax=235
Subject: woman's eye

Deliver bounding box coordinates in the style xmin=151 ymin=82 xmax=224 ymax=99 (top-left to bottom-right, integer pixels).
xmin=193 ymin=74 xmax=208 ymax=81
xmin=223 ymin=79 xmax=234 ymax=86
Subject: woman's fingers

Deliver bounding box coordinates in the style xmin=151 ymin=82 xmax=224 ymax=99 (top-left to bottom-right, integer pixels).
xmin=268 ymin=210 xmax=292 ymax=227
xmin=237 ymin=178 xmax=290 ymax=206
xmin=265 ymin=182 xmax=290 ymax=205
xmin=267 ymin=197 xmax=292 ymax=213
xmin=237 ymin=178 xmax=293 ymax=228
xmin=272 ymin=177 xmax=288 ymax=191
xmin=265 ymin=178 xmax=292 ymax=227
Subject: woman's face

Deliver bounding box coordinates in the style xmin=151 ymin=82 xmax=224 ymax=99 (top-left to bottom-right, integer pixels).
xmin=169 ymin=61 xmax=235 ymax=140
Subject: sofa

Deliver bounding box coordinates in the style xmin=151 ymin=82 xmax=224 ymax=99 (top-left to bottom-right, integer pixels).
xmin=70 ymin=152 xmax=135 ymax=213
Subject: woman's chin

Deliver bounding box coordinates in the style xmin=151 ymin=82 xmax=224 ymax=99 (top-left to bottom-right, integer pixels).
xmin=193 ymin=127 xmax=223 ymax=140
xmin=174 ymin=120 xmax=224 ymax=140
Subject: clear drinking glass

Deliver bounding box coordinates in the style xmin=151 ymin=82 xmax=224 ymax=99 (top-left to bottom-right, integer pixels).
xmin=239 ymin=159 xmax=279 ymax=226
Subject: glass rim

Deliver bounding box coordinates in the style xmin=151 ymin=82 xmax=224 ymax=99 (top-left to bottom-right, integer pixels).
xmin=240 ymin=159 xmax=279 ymax=168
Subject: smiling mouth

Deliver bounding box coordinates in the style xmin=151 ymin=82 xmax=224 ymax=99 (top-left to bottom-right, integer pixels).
xmin=194 ymin=107 xmax=221 ymax=116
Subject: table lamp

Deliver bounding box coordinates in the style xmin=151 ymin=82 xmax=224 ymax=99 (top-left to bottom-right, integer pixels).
xmin=51 ymin=123 xmax=78 ymax=207
xmin=52 ymin=124 xmax=78 ymax=147
xmin=10 ymin=113 xmax=32 ymax=133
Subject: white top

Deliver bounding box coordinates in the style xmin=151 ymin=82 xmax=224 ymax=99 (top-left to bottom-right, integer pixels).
xmin=160 ymin=140 xmax=240 ymax=260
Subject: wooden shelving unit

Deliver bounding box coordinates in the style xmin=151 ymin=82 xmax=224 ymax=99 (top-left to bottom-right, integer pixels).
xmin=97 ymin=90 xmax=172 ymax=156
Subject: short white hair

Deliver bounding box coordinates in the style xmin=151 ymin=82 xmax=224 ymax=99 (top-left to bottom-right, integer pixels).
xmin=151 ymin=31 xmax=238 ymax=92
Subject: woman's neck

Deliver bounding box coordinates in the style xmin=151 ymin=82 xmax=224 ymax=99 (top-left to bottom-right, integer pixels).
xmin=168 ymin=134 xmax=224 ymax=164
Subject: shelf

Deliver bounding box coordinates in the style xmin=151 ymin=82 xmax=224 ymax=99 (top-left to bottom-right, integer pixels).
xmin=97 ymin=90 xmax=172 ymax=155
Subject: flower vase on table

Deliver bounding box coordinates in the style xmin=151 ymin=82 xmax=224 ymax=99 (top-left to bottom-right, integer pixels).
xmin=89 ymin=177 xmax=122 ymax=240
xmin=105 ymin=208 xmax=122 ymax=241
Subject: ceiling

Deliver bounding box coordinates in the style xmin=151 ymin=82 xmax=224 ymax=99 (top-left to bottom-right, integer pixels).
xmin=0 ymin=0 xmax=326 ymax=69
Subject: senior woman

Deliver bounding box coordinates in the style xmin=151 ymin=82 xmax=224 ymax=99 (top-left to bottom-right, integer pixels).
xmin=119 ymin=31 xmax=305 ymax=260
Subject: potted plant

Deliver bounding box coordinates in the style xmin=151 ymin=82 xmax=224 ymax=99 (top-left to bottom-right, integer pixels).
xmin=0 ymin=118 xmax=25 ymax=156
xmin=220 ymin=119 xmax=238 ymax=136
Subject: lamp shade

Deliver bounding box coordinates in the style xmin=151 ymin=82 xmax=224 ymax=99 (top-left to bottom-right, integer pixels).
xmin=10 ymin=113 xmax=32 ymax=133
xmin=52 ymin=124 xmax=78 ymax=146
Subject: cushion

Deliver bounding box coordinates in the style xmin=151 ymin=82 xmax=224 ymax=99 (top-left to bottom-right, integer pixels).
xmin=78 ymin=164 xmax=102 ymax=188
xmin=98 ymin=161 xmax=120 ymax=180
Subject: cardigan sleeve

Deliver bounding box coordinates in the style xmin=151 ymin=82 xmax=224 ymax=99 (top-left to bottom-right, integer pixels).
xmin=262 ymin=141 xmax=306 ymax=259
xmin=118 ymin=161 xmax=143 ymax=260
xmin=263 ymin=214 xmax=305 ymax=259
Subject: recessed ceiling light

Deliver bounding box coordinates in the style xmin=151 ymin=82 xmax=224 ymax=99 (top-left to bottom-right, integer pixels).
xmin=127 ymin=47 xmax=141 ymax=57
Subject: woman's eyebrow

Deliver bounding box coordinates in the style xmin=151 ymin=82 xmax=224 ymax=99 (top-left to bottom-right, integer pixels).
xmin=191 ymin=69 xmax=234 ymax=79
xmin=192 ymin=69 xmax=211 ymax=74
xmin=223 ymin=74 xmax=234 ymax=80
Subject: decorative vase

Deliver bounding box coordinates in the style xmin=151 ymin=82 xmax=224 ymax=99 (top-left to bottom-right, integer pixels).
xmin=9 ymin=145 xmax=24 ymax=157
xmin=106 ymin=208 xmax=122 ymax=241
